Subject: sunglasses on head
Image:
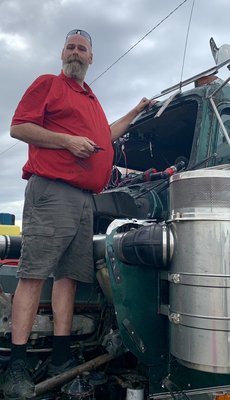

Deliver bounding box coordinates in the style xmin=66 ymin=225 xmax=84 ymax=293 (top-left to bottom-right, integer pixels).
xmin=66 ymin=29 xmax=92 ymax=46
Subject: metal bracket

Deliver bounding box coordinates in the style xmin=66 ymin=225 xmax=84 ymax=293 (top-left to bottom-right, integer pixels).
xmin=107 ymin=244 xmax=122 ymax=284
xmin=122 ymin=318 xmax=146 ymax=353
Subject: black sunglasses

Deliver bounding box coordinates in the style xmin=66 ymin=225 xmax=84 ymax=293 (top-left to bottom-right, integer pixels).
xmin=66 ymin=29 xmax=92 ymax=46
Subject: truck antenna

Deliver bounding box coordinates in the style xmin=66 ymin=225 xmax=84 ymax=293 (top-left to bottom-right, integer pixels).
xmin=179 ymin=0 xmax=196 ymax=88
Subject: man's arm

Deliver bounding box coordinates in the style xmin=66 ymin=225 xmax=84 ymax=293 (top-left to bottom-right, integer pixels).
xmin=11 ymin=123 xmax=97 ymax=158
xmin=110 ymin=97 xmax=152 ymax=142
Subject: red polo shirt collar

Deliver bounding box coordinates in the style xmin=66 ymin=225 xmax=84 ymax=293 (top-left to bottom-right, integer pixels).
xmin=59 ymin=70 xmax=95 ymax=98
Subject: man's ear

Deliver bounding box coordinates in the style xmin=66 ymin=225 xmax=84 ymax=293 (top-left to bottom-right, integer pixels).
xmin=89 ymin=52 xmax=93 ymax=64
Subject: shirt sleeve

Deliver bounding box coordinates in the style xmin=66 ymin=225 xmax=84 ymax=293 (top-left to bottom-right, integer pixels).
xmin=11 ymin=74 xmax=56 ymax=127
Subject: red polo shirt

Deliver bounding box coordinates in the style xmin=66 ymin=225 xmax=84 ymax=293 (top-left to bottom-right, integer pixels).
xmin=11 ymin=72 xmax=114 ymax=193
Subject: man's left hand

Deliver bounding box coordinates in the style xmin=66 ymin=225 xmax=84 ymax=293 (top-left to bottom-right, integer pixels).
xmin=134 ymin=97 xmax=157 ymax=115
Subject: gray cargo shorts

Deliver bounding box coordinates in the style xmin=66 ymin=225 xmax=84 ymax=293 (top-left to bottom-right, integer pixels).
xmin=17 ymin=175 xmax=94 ymax=283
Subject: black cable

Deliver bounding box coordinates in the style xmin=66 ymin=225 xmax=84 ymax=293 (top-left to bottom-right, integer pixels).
xmin=0 ymin=141 xmax=20 ymax=159
xmin=89 ymin=0 xmax=188 ymax=85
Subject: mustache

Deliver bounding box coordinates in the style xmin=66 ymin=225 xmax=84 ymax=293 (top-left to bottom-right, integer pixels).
xmin=66 ymin=55 xmax=83 ymax=65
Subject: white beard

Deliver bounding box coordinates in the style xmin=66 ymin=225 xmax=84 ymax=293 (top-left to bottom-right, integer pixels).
xmin=63 ymin=58 xmax=88 ymax=81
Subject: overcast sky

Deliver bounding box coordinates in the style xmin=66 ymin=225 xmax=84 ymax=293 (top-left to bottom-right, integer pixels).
xmin=0 ymin=0 xmax=230 ymax=226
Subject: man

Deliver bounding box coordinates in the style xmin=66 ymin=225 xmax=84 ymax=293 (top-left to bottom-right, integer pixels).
xmin=3 ymin=29 xmax=152 ymax=399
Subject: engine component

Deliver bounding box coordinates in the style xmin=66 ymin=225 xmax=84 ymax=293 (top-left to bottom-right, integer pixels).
xmin=61 ymin=376 xmax=95 ymax=399
xmin=92 ymin=185 xmax=165 ymax=225
xmin=168 ymin=169 xmax=230 ymax=373
xmin=0 ymin=235 xmax=21 ymax=260
xmin=0 ymin=308 xmax=97 ymax=337
xmin=112 ymin=222 xmax=174 ymax=268
xmin=102 ymin=329 xmax=124 ymax=356
xmin=35 ymin=353 xmax=117 ymax=396
xmin=0 ymin=286 xmax=11 ymax=334
xmin=93 ymin=234 xmax=106 ymax=261
xmin=126 ymin=387 xmax=144 ymax=400
xmin=119 ymin=159 xmax=187 ymax=186
xmin=95 ymin=259 xmax=113 ymax=303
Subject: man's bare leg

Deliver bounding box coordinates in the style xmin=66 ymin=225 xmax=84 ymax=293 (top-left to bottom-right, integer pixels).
xmin=51 ymin=277 xmax=77 ymax=335
xmin=11 ymin=278 xmax=44 ymax=344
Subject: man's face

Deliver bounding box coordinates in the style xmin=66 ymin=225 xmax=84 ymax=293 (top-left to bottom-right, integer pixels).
xmin=61 ymin=35 xmax=93 ymax=81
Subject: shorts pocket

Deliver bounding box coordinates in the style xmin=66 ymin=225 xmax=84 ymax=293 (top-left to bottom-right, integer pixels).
xmin=22 ymin=225 xmax=55 ymax=265
xmin=19 ymin=225 xmax=57 ymax=278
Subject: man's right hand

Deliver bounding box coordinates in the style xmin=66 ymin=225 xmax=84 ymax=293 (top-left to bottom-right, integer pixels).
xmin=65 ymin=136 xmax=97 ymax=158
